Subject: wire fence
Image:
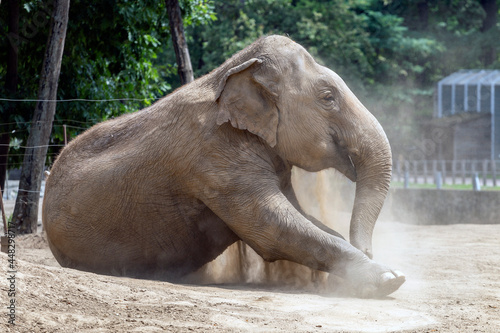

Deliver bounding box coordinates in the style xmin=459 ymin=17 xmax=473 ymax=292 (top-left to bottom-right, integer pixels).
xmin=1 ymin=96 xmax=153 ymax=203
xmin=3 ymin=180 xmax=46 ymax=202
xmin=0 ymin=121 xmax=76 ymax=168
xmin=0 ymin=96 xmax=155 ymax=162
xmin=1 ymin=118 xmax=67 ymax=202
xmin=0 ymin=97 xmax=161 ymax=103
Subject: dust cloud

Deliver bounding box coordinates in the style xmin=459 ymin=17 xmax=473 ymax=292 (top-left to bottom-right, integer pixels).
xmin=186 ymin=168 xmax=361 ymax=293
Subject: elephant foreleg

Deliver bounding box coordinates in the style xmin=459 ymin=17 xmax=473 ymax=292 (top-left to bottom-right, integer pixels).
xmin=202 ymin=182 xmax=404 ymax=298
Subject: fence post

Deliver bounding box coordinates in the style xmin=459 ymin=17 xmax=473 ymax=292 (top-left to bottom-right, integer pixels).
xmin=492 ymin=160 xmax=497 ymax=187
xmin=4 ymin=170 xmax=8 ymax=200
xmin=0 ymin=193 xmax=7 ymax=253
xmin=432 ymin=160 xmax=437 ymax=184
xmin=482 ymin=160 xmax=488 ymax=186
xmin=413 ymin=161 xmax=418 ymax=184
xmin=404 ymin=160 xmax=410 ymax=184
xmin=423 ymin=160 xmax=428 ymax=184
xmin=471 ymin=161 xmax=476 ymax=185
xmin=461 ymin=160 xmax=466 ymax=184
xmin=404 ymin=171 xmax=409 ymax=189
xmin=452 ymin=160 xmax=456 ymax=185
xmin=63 ymin=124 xmax=67 ymax=146
xmin=435 ymin=171 xmax=442 ymax=189
xmin=0 ymin=190 xmax=7 ymax=234
xmin=440 ymin=160 xmax=446 ymax=185
xmin=473 ymin=173 xmax=481 ymax=191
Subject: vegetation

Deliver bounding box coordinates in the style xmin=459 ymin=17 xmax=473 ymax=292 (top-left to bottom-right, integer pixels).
xmin=391 ymin=181 xmax=500 ymax=191
xmin=1 ymin=0 xmax=499 ymax=169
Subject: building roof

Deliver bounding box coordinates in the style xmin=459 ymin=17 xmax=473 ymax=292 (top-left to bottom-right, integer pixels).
xmin=435 ymin=69 xmax=500 ymax=118
xmin=439 ymin=69 xmax=500 ymax=86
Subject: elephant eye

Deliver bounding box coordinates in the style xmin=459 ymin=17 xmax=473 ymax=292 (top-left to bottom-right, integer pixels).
xmin=319 ymin=90 xmax=336 ymax=108
xmin=323 ymin=94 xmax=334 ymax=102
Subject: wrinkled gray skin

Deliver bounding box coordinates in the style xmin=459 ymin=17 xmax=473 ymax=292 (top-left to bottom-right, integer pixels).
xmin=43 ymin=36 xmax=405 ymax=298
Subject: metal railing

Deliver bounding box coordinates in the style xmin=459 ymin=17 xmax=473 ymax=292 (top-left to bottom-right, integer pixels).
xmin=394 ymin=159 xmax=499 ymax=189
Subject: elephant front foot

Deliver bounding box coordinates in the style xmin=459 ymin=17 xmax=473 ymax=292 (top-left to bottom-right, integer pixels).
xmin=354 ymin=269 xmax=406 ymax=298
xmin=334 ymin=258 xmax=406 ymax=298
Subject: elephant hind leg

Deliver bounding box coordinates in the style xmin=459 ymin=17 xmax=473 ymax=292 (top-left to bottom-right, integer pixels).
xmin=46 ymin=236 xmax=75 ymax=269
xmin=189 ymin=208 xmax=241 ymax=269
xmin=129 ymin=209 xmax=241 ymax=280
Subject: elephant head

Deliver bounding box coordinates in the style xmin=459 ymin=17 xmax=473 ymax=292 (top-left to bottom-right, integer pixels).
xmin=215 ymin=36 xmax=391 ymax=258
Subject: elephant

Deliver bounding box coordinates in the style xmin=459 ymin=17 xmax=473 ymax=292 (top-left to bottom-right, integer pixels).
xmin=43 ymin=35 xmax=405 ymax=298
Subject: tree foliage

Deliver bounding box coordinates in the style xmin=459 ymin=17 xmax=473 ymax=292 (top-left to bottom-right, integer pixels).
xmin=0 ymin=0 xmax=214 ymax=168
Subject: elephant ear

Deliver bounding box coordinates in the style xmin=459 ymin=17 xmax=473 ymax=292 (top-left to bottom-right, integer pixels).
xmin=215 ymin=58 xmax=279 ymax=147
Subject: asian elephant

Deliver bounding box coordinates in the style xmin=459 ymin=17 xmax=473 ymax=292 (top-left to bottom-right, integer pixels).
xmin=43 ymin=35 xmax=405 ymax=298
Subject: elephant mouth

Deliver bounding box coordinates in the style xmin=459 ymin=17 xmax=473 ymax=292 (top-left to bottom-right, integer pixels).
xmin=330 ymin=132 xmax=357 ymax=182
xmin=337 ymin=151 xmax=357 ymax=182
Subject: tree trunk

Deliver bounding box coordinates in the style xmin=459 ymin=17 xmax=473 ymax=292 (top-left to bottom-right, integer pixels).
xmin=416 ymin=1 xmax=429 ymax=30
xmin=165 ymin=0 xmax=194 ymax=85
xmin=0 ymin=133 xmax=9 ymax=196
xmin=1 ymin=0 xmax=20 ymax=195
xmin=480 ymin=0 xmax=498 ymax=32
xmin=479 ymin=0 xmax=498 ymax=66
xmin=12 ymin=0 xmax=70 ymax=234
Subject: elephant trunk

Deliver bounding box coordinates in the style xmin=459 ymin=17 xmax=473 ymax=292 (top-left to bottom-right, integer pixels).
xmin=348 ymin=115 xmax=392 ymax=259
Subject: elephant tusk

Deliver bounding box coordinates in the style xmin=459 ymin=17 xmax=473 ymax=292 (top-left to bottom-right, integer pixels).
xmin=348 ymin=155 xmax=354 ymax=169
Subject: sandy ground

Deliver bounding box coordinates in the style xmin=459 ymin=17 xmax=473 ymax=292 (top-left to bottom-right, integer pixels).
xmin=1 ymin=186 xmax=500 ymax=332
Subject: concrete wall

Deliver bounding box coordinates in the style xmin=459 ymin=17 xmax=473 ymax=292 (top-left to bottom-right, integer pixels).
xmin=383 ymin=188 xmax=500 ymax=225
xmin=292 ymin=169 xmax=499 ymax=226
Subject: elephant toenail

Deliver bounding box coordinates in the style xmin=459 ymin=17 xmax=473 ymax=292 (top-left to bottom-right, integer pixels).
xmin=381 ymin=272 xmax=395 ymax=283
xmin=393 ymin=270 xmax=405 ymax=279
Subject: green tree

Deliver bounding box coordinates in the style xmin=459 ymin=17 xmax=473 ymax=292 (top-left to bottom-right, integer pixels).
xmin=0 ymin=0 xmax=215 ymax=181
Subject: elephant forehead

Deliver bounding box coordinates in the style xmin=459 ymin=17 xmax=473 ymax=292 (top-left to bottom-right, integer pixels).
xmin=284 ymin=47 xmax=315 ymax=72
xmin=290 ymin=52 xmax=307 ymax=72
xmin=314 ymin=66 xmax=350 ymax=97
xmin=277 ymin=52 xmax=317 ymax=91
xmin=262 ymin=37 xmax=313 ymax=69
